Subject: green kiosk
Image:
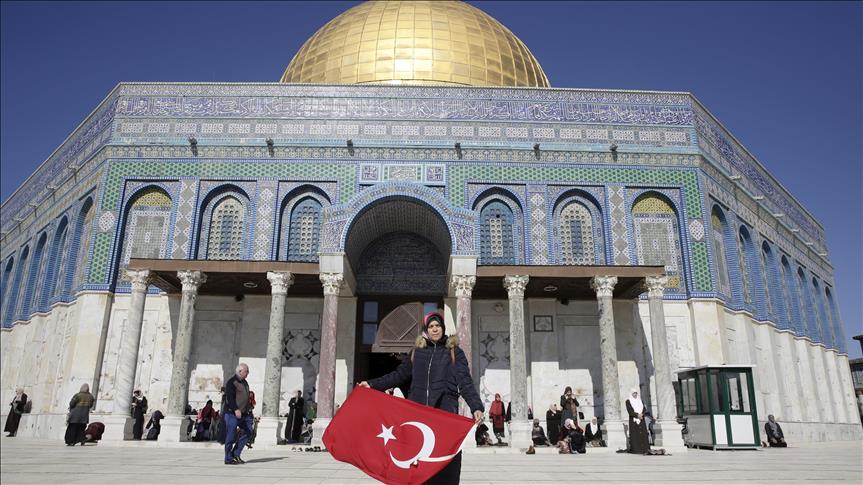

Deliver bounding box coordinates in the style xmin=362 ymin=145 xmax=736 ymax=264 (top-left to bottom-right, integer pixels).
xmin=675 ymin=365 xmax=761 ymax=449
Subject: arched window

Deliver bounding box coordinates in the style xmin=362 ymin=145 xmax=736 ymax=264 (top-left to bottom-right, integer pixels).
xmin=45 ymin=217 xmax=70 ymax=301
xmin=710 ymin=207 xmax=732 ymax=297
xmin=795 ymin=267 xmax=812 ymax=339
xmin=480 ymin=200 xmax=516 ymax=265
xmin=632 ymin=194 xmax=686 ymax=291
xmin=812 ymin=278 xmax=830 ymax=346
xmin=71 ymin=198 xmax=95 ymax=291
xmin=736 ymin=229 xmax=752 ymax=306
xmin=555 ymin=195 xmax=604 ymax=265
xmin=825 ymin=287 xmax=845 ymax=352
xmin=22 ymin=233 xmax=49 ymax=317
xmin=3 ymin=247 xmax=28 ymax=326
xmin=760 ymin=242 xmax=784 ymax=326
xmin=207 ymin=195 xmax=244 ymax=260
xmin=780 ymin=256 xmax=799 ymax=333
xmin=287 ymin=197 xmax=323 ymax=262
xmin=0 ymin=257 xmax=14 ymax=318
xmin=118 ymin=188 xmax=172 ymax=281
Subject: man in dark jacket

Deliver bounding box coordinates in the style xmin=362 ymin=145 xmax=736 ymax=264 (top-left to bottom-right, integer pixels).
xmin=360 ymin=312 xmax=484 ymax=485
xmin=223 ymin=363 xmax=253 ymax=465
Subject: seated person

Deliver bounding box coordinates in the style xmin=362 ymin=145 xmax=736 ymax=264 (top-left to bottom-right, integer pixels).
xmin=531 ymin=418 xmax=550 ymax=446
xmin=557 ymin=418 xmax=586 ymax=454
xmin=585 ymin=417 xmax=604 ymax=446
xmin=475 ymin=419 xmax=494 ymax=446
xmin=83 ymin=422 xmax=105 ymax=443
xmin=764 ymin=415 xmax=787 ymax=447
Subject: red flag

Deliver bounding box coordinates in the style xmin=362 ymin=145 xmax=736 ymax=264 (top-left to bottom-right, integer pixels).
xmin=323 ymin=386 xmax=475 ymax=485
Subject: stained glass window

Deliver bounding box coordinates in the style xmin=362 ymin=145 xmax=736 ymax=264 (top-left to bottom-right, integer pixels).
xmin=559 ymin=202 xmax=594 ymax=265
xmin=633 ymin=195 xmax=684 ymax=290
xmin=480 ymin=200 xmax=515 ymax=264
xmin=288 ymin=198 xmax=322 ymax=262
xmin=207 ymin=196 xmax=244 ymax=260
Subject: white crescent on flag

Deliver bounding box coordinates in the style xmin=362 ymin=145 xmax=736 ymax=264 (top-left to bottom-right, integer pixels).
xmin=380 ymin=421 xmax=459 ymax=469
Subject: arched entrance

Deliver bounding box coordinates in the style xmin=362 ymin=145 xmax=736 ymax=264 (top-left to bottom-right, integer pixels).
xmin=344 ymin=196 xmax=453 ymax=383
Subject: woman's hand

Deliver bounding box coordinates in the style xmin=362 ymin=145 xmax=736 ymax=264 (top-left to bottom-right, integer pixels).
xmin=473 ymin=410 xmax=483 ymax=423
xmin=358 ymin=381 xmax=370 ymax=388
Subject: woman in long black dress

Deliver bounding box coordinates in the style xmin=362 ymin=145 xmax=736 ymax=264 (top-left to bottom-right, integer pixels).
xmin=625 ymin=388 xmax=650 ymax=454
xmin=285 ymin=390 xmax=305 ymax=442
xmin=546 ymin=403 xmax=561 ymax=445
xmin=4 ymin=387 xmax=27 ymax=437
xmin=360 ymin=311 xmax=484 ymax=485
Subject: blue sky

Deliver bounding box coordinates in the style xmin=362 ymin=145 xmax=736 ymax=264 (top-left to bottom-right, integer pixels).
xmin=1 ymin=1 xmax=861 ymax=356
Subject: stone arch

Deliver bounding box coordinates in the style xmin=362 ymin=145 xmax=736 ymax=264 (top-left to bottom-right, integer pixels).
xmin=112 ymin=186 xmax=173 ymax=286
xmin=630 ymin=191 xmax=687 ymax=292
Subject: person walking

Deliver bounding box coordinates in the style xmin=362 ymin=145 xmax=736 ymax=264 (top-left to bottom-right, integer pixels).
xmin=489 ymin=393 xmax=507 ymax=444
xmin=360 ymin=311 xmax=484 ymax=485
xmin=223 ymin=363 xmax=253 ymax=465
xmin=4 ymin=387 xmax=27 ymax=437
xmin=65 ymin=383 xmax=95 ymax=446
xmin=130 ymin=390 xmax=148 ymax=440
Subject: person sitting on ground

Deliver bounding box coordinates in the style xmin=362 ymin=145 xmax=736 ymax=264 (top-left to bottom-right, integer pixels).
xmin=83 ymin=422 xmax=105 ymax=443
xmin=146 ymin=410 xmax=164 ymax=440
xmin=196 ymin=399 xmax=217 ymax=441
xmin=764 ymin=415 xmax=787 ymax=447
xmin=566 ymin=419 xmax=587 ymax=454
xmin=585 ymin=416 xmax=604 ymax=447
xmin=531 ymin=418 xmax=551 ymax=446
xmin=557 ymin=418 xmax=576 ymax=454
xmin=475 ymin=417 xmax=494 ymax=446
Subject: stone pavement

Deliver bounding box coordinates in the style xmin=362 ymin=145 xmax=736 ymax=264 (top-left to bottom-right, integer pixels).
xmin=1 ymin=436 xmax=861 ymax=484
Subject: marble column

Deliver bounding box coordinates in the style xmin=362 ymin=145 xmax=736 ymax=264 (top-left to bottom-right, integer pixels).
xmin=451 ymin=275 xmax=476 ymax=371
xmin=645 ymin=275 xmax=685 ymax=449
xmin=263 ymin=271 xmax=293 ymax=417
xmin=591 ymin=275 xmax=625 ymax=449
xmin=312 ymin=272 xmax=343 ymax=447
xmin=167 ymin=270 xmax=206 ymax=416
xmin=317 ymin=272 xmax=343 ymax=420
xmin=113 ymin=269 xmax=151 ymax=416
xmin=504 ymin=275 xmax=531 ymax=449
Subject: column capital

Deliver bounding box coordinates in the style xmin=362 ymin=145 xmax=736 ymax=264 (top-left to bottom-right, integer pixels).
xmin=591 ymin=275 xmax=618 ymax=298
xmin=644 ymin=275 xmax=669 ymax=299
xmin=177 ymin=270 xmax=207 ymax=292
xmin=319 ymin=272 xmax=344 ymax=296
xmin=125 ymin=269 xmax=151 ymax=292
xmin=450 ymin=274 xmax=476 ymax=298
xmin=503 ymin=275 xmax=529 ymax=299
xmin=267 ymin=271 xmax=294 ymax=295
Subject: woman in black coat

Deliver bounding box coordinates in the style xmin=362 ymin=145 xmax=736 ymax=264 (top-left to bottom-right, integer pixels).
xmin=360 ymin=311 xmax=484 ymax=485
xmin=4 ymin=388 xmax=27 ymax=437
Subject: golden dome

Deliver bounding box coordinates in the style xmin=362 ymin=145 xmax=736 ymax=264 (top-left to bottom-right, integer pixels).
xmin=280 ymin=0 xmax=549 ymax=87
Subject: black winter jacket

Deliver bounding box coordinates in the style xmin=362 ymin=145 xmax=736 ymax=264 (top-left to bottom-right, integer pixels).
xmin=368 ymin=334 xmax=484 ymax=415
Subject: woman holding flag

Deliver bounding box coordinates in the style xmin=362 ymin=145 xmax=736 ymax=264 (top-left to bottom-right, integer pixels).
xmin=360 ymin=311 xmax=484 ymax=484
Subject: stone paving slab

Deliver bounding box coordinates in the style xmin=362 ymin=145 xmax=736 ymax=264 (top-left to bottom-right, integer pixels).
xmin=1 ymin=436 xmax=861 ymax=484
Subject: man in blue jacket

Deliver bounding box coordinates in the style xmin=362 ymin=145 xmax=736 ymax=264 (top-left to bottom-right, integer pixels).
xmin=223 ymin=363 xmax=253 ymax=465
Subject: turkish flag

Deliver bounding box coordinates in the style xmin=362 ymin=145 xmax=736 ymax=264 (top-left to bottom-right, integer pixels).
xmin=323 ymin=386 xmax=475 ymax=485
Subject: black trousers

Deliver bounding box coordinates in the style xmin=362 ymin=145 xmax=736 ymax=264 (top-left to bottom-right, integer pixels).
xmin=64 ymin=423 xmax=86 ymax=445
xmin=425 ymin=451 xmax=461 ymax=485
xmin=132 ymin=416 xmax=144 ymax=439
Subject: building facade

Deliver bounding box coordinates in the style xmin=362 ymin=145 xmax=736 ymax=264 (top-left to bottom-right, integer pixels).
xmin=1 ymin=1 xmax=860 ymax=446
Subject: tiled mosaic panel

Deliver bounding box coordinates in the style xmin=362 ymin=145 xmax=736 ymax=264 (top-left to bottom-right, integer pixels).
xmin=450 ymin=165 xmax=709 ymax=291
xmin=527 ymin=187 xmax=549 ymax=265
xmin=252 ymin=182 xmax=277 ymax=260
xmin=607 ymin=185 xmax=630 ymax=265
xmin=287 ymin=198 xmax=323 ymax=262
xmin=171 ymin=180 xmax=199 ymax=259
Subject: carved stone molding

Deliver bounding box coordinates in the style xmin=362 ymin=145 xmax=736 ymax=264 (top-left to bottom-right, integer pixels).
xmin=319 ymin=272 xmax=344 ymax=296
xmin=645 ymin=275 xmax=669 ymax=299
xmin=177 ymin=270 xmax=207 ymax=292
xmin=450 ymin=274 xmax=476 ymax=298
xmin=591 ymin=275 xmax=618 ymax=298
xmin=267 ymin=271 xmax=295 ymax=295
xmin=503 ymin=275 xmax=529 ymax=299
xmin=125 ymin=269 xmax=151 ymax=292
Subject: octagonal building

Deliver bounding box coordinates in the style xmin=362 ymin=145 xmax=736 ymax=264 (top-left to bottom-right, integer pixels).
xmin=1 ymin=1 xmax=859 ymax=446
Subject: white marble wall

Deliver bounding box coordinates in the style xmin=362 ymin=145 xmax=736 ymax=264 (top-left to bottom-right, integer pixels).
xmin=2 ymin=292 xmax=861 ymax=442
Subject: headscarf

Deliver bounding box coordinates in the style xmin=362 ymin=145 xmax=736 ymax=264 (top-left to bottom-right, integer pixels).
xmin=532 ymin=418 xmax=540 ymax=427
xmin=587 ymin=417 xmax=599 ymax=434
xmin=564 ymin=418 xmax=575 ymax=430
xmin=766 ymin=414 xmax=779 ymax=434
xmin=628 ymin=388 xmax=644 ymax=414
xmin=79 ymin=383 xmax=90 ymax=393
xmin=422 ymin=312 xmax=446 ymax=340
xmin=490 ymin=393 xmax=504 ymax=416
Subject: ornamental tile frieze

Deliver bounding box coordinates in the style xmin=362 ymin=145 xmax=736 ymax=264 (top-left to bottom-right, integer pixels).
xmin=116 ymin=95 xmax=694 ymax=126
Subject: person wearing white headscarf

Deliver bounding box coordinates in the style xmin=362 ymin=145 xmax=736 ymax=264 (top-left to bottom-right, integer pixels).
xmin=585 ymin=416 xmax=604 ymax=446
xmin=625 ymin=388 xmax=649 ymax=454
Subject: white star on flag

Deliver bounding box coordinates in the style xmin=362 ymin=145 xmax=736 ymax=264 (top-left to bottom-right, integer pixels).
xmin=376 ymin=424 xmax=396 ymax=446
